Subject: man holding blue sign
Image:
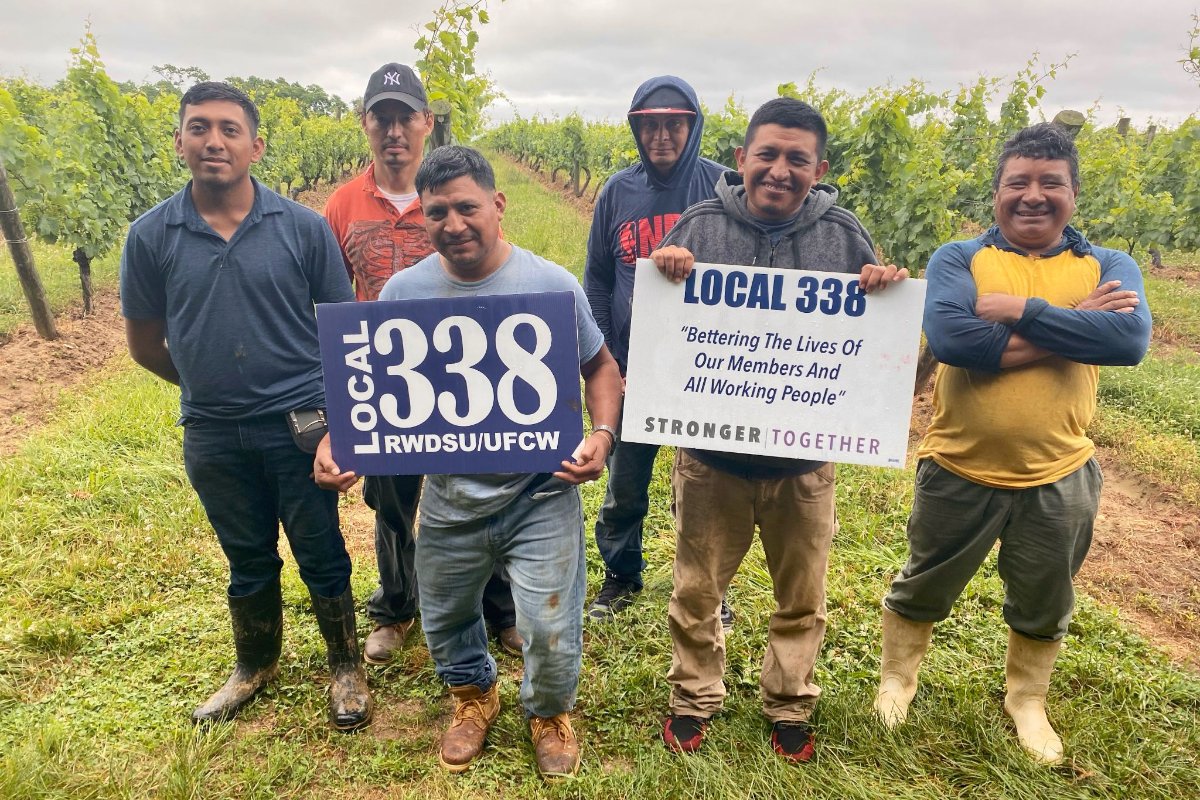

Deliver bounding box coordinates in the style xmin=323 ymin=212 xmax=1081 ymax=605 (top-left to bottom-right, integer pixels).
xmin=323 ymin=62 xmax=520 ymax=665
xmin=315 ymin=146 xmax=622 ymax=779
xmin=649 ymin=98 xmax=907 ymax=762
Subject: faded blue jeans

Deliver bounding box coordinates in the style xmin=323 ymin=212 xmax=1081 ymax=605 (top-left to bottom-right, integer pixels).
xmin=182 ymin=415 xmax=351 ymax=599
xmin=415 ymin=477 xmax=586 ymax=718
xmin=363 ymin=474 xmax=517 ymax=629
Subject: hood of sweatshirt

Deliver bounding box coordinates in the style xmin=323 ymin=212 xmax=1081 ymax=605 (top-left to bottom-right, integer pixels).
xmin=627 ymin=75 xmax=707 ymax=192
xmin=712 ymin=170 xmax=840 ymax=233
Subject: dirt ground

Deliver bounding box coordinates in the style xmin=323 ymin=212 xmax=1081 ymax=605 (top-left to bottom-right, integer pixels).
xmin=0 ymin=290 xmax=125 ymax=456
xmin=3 ymin=180 xmax=1197 ymax=672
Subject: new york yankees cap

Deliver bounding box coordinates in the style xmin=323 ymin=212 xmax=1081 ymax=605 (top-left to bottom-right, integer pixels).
xmin=363 ymin=63 xmax=428 ymax=113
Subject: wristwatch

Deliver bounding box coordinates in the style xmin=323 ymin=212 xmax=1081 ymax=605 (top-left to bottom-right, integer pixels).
xmin=592 ymin=424 xmax=618 ymax=447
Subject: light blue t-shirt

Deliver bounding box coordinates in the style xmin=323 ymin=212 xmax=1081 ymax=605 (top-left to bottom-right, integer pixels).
xmin=379 ymin=244 xmax=604 ymax=526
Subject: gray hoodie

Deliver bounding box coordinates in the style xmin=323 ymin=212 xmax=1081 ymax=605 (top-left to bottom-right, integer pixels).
xmin=658 ymin=171 xmax=878 ymax=478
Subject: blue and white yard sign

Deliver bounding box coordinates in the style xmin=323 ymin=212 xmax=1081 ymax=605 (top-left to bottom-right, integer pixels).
xmin=623 ymin=260 xmax=926 ymax=469
xmin=317 ymin=292 xmax=583 ymax=475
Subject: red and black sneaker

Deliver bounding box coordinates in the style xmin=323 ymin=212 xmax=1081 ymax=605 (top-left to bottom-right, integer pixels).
xmin=662 ymin=714 xmax=707 ymax=753
xmin=771 ymin=721 xmax=815 ymax=763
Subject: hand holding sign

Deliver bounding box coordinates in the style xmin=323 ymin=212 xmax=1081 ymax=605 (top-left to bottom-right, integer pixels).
xmin=624 ymin=259 xmax=925 ymax=468
xmin=316 ymin=292 xmax=584 ymax=476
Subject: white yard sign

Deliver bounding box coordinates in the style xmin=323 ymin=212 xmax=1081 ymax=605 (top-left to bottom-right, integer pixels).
xmin=622 ymin=259 xmax=927 ymax=468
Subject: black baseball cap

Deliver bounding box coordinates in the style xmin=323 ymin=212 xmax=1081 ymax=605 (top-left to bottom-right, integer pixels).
xmin=363 ymin=63 xmax=428 ymax=113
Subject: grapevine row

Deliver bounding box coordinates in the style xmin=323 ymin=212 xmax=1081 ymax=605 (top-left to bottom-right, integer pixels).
xmin=0 ymin=34 xmax=368 ymax=313
xmin=486 ymin=63 xmax=1200 ymax=273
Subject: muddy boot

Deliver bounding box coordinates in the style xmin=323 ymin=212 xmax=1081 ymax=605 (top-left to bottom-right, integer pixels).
xmin=192 ymin=577 xmax=282 ymax=725
xmin=310 ymin=587 xmax=373 ymax=732
xmin=874 ymin=607 xmax=934 ymax=728
xmin=439 ymin=682 xmax=501 ymax=772
xmin=530 ymin=712 xmax=581 ymax=779
xmin=1004 ymin=629 xmax=1064 ymax=765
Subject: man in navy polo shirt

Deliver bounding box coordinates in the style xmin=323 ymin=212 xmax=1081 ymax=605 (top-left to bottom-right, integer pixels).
xmin=120 ymin=82 xmax=371 ymax=732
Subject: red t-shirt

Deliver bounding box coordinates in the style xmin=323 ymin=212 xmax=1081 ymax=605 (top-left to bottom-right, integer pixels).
xmin=324 ymin=163 xmax=434 ymax=302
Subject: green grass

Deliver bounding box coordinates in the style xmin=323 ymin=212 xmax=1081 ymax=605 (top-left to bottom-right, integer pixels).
xmin=3 ymin=366 xmax=1199 ymax=798
xmin=1099 ymin=344 xmax=1200 ymax=440
xmin=1142 ymin=275 xmax=1200 ymax=351
xmin=1090 ymin=412 xmax=1200 ymax=506
xmin=490 ymin=152 xmax=591 ymax=277
xmin=0 ymin=237 xmax=120 ymax=339
xmin=3 ymin=159 xmax=1200 ymax=798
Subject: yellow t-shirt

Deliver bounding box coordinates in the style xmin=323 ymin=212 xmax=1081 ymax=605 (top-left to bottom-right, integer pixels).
xmin=918 ymin=246 xmax=1102 ymax=488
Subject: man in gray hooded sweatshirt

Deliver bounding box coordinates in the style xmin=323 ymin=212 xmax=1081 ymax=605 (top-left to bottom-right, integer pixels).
xmin=650 ymin=97 xmax=907 ymax=762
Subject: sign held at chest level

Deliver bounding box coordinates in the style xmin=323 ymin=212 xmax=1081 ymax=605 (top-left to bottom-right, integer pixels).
xmin=623 ymin=259 xmax=926 ymax=468
xmin=317 ymin=292 xmax=583 ymax=475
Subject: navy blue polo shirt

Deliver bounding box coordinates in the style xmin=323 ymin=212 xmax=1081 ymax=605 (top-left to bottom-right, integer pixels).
xmin=120 ymin=179 xmax=353 ymax=419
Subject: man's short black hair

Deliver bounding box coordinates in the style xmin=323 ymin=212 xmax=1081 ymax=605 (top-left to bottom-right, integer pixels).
xmin=993 ymin=122 xmax=1080 ymax=192
xmin=415 ymin=145 xmax=496 ymax=195
xmin=744 ymin=98 xmax=828 ymax=156
xmin=179 ymin=82 xmax=260 ymax=136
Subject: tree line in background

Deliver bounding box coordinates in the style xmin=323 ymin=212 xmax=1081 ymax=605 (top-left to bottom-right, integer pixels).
xmin=486 ymin=56 xmax=1200 ymax=274
xmin=0 ymin=0 xmax=500 ymax=336
xmin=1 ymin=3 xmax=1197 ymax=337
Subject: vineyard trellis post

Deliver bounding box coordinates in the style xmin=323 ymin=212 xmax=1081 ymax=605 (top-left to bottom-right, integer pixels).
xmin=71 ymin=247 xmax=93 ymax=316
xmin=430 ymin=99 xmax=453 ymax=149
xmin=1051 ymin=109 xmax=1085 ymax=139
xmin=0 ymin=158 xmax=58 ymax=340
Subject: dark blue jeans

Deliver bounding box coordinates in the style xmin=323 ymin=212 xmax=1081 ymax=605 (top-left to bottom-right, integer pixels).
xmin=363 ymin=474 xmax=422 ymax=624
xmin=182 ymin=415 xmax=351 ymax=598
xmin=593 ymin=432 xmax=658 ymax=587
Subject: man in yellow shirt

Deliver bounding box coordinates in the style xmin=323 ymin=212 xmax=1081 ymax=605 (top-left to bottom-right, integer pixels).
xmin=874 ymin=123 xmax=1151 ymax=764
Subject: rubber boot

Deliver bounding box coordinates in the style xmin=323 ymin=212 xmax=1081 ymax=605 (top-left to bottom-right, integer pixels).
xmin=192 ymin=577 xmax=282 ymax=724
xmin=873 ymin=607 xmax=934 ymax=728
xmin=1004 ymin=629 xmax=1064 ymax=765
xmin=310 ymin=587 xmax=373 ymax=732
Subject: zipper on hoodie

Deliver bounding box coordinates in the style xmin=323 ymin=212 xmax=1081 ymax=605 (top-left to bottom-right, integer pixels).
xmin=753 ymin=232 xmax=782 ymax=267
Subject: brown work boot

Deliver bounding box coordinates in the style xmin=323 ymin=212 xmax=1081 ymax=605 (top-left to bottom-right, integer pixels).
xmin=364 ymin=619 xmax=415 ymax=665
xmin=439 ymin=682 xmax=500 ymax=772
xmin=496 ymin=625 xmax=524 ymax=657
xmin=530 ymin=713 xmax=580 ymax=779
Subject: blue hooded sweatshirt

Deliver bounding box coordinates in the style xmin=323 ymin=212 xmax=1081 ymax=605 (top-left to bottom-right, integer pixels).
xmin=583 ymin=75 xmax=727 ymax=373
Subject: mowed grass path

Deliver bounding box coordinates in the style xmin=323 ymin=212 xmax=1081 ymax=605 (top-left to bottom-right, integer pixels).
xmin=2 ymin=155 xmax=1199 ymax=799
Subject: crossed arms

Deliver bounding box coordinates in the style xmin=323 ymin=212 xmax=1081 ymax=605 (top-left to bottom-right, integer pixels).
xmin=922 ymin=241 xmax=1152 ymax=372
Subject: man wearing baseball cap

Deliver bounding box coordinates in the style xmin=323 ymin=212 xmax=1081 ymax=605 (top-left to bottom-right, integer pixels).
xmin=323 ymin=63 xmax=520 ymax=666
xmin=583 ymin=76 xmax=727 ymax=621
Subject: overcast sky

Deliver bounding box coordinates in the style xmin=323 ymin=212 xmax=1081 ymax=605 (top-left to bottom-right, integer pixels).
xmin=2 ymin=1 xmax=1197 ymax=128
